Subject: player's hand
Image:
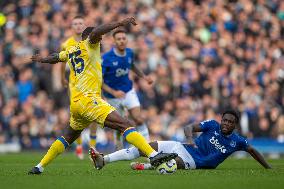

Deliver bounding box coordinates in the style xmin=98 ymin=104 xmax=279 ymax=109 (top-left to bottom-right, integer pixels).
xmin=31 ymin=54 xmax=42 ymax=62
xmin=120 ymin=17 xmax=137 ymax=26
xmin=113 ymin=90 xmax=125 ymax=98
xmin=144 ymin=75 xmax=154 ymax=85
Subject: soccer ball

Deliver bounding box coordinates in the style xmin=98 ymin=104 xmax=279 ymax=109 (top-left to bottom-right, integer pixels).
xmin=156 ymin=159 xmax=177 ymax=175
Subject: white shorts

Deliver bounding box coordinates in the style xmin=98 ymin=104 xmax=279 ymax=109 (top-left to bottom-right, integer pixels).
xmin=107 ymin=88 xmax=140 ymax=115
xmin=157 ymin=141 xmax=196 ymax=170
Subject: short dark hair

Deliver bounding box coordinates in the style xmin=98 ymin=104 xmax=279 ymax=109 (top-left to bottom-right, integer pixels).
xmin=222 ymin=109 xmax=240 ymax=124
xmin=82 ymin=27 xmax=94 ymax=40
xmin=112 ymin=28 xmax=126 ymax=38
xmin=73 ymin=15 xmax=84 ymax=20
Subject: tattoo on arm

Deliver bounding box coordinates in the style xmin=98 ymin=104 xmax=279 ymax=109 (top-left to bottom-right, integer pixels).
xmin=89 ymin=22 xmax=122 ymax=44
xmin=40 ymin=53 xmax=60 ymax=64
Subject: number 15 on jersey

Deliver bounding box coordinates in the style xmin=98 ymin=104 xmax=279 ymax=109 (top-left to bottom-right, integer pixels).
xmin=69 ymin=50 xmax=85 ymax=75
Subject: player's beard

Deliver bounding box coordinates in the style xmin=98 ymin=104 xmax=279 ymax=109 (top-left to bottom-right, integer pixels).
xmin=117 ymin=44 xmax=126 ymax=52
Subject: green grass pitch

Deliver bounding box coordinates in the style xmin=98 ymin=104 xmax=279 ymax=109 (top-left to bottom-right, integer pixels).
xmin=0 ymin=152 xmax=284 ymax=189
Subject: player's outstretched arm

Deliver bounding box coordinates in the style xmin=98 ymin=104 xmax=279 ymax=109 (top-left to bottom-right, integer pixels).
xmin=88 ymin=17 xmax=137 ymax=44
xmin=246 ymin=145 xmax=272 ymax=169
xmin=31 ymin=53 xmax=61 ymax=64
xmin=184 ymin=123 xmax=202 ymax=144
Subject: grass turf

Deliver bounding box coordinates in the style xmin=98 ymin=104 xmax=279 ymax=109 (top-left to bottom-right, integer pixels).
xmin=0 ymin=152 xmax=283 ymax=189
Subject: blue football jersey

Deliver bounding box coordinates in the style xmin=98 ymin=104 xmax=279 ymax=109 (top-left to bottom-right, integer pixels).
xmin=102 ymin=48 xmax=134 ymax=98
xmin=183 ymin=120 xmax=249 ymax=169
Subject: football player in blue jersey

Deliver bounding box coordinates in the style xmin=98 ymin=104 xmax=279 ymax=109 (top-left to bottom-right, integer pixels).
xmin=90 ymin=110 xmax=271 ymax=170
xmin=101 ymin=28 xmax=153 ymax=148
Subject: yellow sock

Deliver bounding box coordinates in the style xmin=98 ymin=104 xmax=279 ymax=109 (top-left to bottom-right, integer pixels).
xmin=89 ymin=135 xmax=96 ymax=148
xmin=123 ymin=127 xmax=155 ymax=157
xmin=76 ymin=137 xmax=82 ymax=145
xmin=40 ymin=136 xmax=69 ymax=167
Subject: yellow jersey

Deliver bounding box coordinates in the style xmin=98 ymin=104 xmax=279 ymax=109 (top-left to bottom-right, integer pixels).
xmin=61 ymin=36 xmax=78 ymax=51
xmin=59 ymin=39 xmax=102 ymax=101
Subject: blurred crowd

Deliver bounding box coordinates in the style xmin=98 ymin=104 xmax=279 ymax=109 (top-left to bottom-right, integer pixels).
xmin=0 ymin=0 xmax=283 ymax=150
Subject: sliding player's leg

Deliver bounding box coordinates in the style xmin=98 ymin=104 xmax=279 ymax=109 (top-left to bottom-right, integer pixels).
xmin=103 ymin=142 xmax=158 ymax=169
xmin=94 ymin=111 xmax=177 ymax=167
xmin=89 ymin=141 xmax=185 ymax=170
xmin=28 ymin=125 xmax=83 ymax=174
xmin=89 ymin=142 xmax=144 ymax=170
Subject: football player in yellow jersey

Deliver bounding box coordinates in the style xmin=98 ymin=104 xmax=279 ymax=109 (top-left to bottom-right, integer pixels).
xmin=28 ymin=17 xmax=177 ymax=174
xmin=61 ymin=15 xmax=98 ymax=160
